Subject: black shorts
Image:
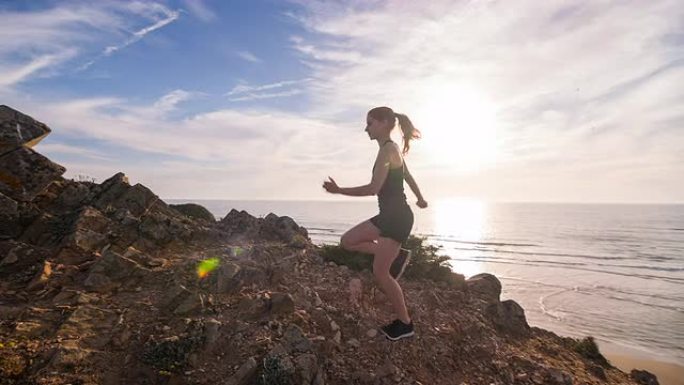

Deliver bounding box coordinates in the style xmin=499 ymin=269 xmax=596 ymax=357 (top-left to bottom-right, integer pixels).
xmin=370 ymin=205 xmax=414 ymax=244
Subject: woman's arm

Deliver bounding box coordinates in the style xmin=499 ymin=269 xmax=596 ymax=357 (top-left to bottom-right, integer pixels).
xmin=323 ymin=146 xmax=391 ymax=197
xmin=404 ymin=163 xmax=428 ymax=208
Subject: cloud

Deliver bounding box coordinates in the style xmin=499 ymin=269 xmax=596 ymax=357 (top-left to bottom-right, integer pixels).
xmin=225 ymin=78 xmax=312 ymax=102
xmin=285 ymin=0 xmax=684 ymax=201
xmin=181 ymin=0 xmax=217 ymax=22
xmin=236 ymin=50 xmax=262 ymax=63
xmin=0 ymin=2 xmax=181 ymax=84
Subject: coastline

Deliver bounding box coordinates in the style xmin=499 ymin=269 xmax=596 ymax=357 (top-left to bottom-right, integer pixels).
xmin=600 ymin=343 xmax=684 ymax=385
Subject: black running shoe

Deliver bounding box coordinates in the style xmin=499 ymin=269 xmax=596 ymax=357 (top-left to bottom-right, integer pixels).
xmin=390 ymin=248 xmax=411 ymax=280
xmin=380 ymin=319 xmax=415 ymax=341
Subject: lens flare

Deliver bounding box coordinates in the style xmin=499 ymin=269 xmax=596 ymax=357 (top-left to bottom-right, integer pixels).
xmin=197 ymin=257 xmax=220 ymax=279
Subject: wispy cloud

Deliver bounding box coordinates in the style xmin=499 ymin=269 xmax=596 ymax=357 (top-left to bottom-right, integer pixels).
xmin=85 ymin=4 xmax=180 ymax=69
xmin=236 ymin=50 xmax=262 ymax=63
xmin=228 ymin=89 xmax=303 ymax=102
xmin=0 ymin=2 xmax=181 ymax=83
xmin=181 ymin=0 xmax=217 ymax=22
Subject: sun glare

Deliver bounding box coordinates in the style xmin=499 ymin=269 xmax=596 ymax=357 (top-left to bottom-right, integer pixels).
xmin=414 ymin=85 xmax=498 ymax=172
xmin=432 ymin=199 xmax=488 ymax=278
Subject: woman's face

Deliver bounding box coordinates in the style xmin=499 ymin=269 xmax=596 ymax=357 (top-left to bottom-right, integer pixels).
xmin=365 ymin=114 xmax=390 ymax=140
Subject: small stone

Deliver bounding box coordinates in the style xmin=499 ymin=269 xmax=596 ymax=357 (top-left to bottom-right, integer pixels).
xmin=347 ymin=338 xmax=361 ymax=348
xmin=366 ymin=329 xmax=378 ymax=338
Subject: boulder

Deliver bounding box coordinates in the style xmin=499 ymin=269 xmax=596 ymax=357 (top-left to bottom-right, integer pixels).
xmin=488 ymin=299 xmax=530 ymax=336
xmin=466 ymin=273 xmax=501 ymax=303
xmin=0 ymin=146 xmax=65 ymax=201
xmin=0 ymin=105 xmax=51 ymax=155
xmin=169 ymin=202 xmax=215 ymax=222
xmin=630 ymin=369 xmax=659 ymax=385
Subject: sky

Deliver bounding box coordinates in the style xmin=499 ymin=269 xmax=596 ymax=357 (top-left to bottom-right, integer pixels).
xmin=1 ymin=0 xmax=682 ymax=203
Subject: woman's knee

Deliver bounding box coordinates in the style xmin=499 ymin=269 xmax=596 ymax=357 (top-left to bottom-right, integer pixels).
xmin=340 ymin=232 xmax=354 ymax=250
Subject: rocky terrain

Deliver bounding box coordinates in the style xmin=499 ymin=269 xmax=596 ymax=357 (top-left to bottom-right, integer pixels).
xmin=0 ymin=105 xmax=658 ymax=385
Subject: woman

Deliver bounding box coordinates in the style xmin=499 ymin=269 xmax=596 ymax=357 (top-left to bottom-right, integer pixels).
xmin=322 ymin=106 xmax=427 ymax=341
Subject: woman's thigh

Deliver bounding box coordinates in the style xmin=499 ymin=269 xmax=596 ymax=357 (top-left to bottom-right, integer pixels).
xmin=373 ymin=236 xmax=401 ymax=275
xmin=341 ymin=219 xmax=381 ymax=246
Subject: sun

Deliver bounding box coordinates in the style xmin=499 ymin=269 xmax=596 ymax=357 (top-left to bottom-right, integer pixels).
xmin=412 ymin=84 xmax=498 ymax=172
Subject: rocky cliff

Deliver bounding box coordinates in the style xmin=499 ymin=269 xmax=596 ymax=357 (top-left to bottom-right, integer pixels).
xmin=0 ymin=105 xmax=656 ymax=385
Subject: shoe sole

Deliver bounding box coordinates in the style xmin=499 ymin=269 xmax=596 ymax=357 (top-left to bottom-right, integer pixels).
xmin=381 ymin=330 xmax=415 ymax=341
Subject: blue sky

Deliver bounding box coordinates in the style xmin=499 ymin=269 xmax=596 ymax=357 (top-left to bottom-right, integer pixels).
xmin=1 ymin=0 xmax=683 ymax=203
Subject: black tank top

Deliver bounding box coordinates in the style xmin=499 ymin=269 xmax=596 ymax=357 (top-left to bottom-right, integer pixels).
xmin=374 ymin=140 xmax=407 ymax=212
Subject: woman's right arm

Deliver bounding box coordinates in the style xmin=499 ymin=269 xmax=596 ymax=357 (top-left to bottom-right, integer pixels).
xmin=404 ymin=163 xmax=428 ymax=208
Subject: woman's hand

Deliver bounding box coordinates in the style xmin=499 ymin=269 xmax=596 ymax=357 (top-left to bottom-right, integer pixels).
xmin=416 ymin=199 xmax=428 ymax=208
xmin=322 ymin=177 xmax=340 ymax=194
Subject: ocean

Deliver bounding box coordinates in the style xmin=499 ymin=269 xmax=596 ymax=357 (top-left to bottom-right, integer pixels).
xmin=167 ymin=199 xmax=684 ymax=364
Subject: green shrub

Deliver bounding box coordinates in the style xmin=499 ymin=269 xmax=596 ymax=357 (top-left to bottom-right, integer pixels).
xmin=318 ymin=235 xmax=464 ymax=287
xmin=570 ymin=336 xmax=610 ymax=367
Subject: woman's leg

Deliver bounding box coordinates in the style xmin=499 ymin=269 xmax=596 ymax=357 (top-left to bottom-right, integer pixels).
xmin=373 ymin=237 xmax=410 ymax=323
xmin=340 ymin=220 xmax=381 ymax=255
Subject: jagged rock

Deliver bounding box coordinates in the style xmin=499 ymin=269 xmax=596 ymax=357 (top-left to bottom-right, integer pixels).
xmin=53 ymin=179 xmax=93 ymax=212
xmin=270 ymin=292 xmax=295 ymax=316
xmin=226 ymin=357 xmax=257 ymax=385
xmin=26 ymin=260 xmax=52 ymax=290
xmin=0 ymin=105 xmax=51 ymax=155
xmin=263 ymin=212 xmax=310 ymax=246
xmin=111 ymin=183 xmax=158 ymax=217
xmin=466 ymin=273 xmax=501 ymax=303
xmin=0 ymin=191 xmax=17 ymax=216
xmin=91 ymin=172 xmax=130 ymax=211
xmin=84 ymin=249 xmax=148 ymax=292
xmin=205 ymin=259 xmax=241 ymax=293
xmin=0 ymin=146 xmax=65 ymax=201
xmin=161 ymin=284 xmax=206 ymax=315
xmin=545 ymin=367 xmax=573 ymax=385
xmin=169 ymin=203 xmax=215 ymax=222
xmin=630 ymin=369 xmax=659 ymax=385
xmin=488 ymin=299 xmax=530 ymax=335
xmin=57 ymin=305 xmax=118 ymax=348
xmin=283 ymin=324 xmax=314 ymax=353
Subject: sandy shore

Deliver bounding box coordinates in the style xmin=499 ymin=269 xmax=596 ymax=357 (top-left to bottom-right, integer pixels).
xmin=603 ymin=352 xmax=684 ymax=385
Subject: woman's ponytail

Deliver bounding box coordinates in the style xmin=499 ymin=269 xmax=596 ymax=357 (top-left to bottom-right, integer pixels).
xmin=394 ymin=112 xmax=421 ymax=154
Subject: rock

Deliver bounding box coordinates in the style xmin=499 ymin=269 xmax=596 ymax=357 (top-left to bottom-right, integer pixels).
xmin=0 ymin=146 xmax=65 ymax=201
xmin=26 ymin=260 xmax=52 ymax=291
xmin=630 ymin=369 xmax=659 ymax=385
xmin=347 ymin=338 xmax=361 ymax=348
xmin=586 ymin=363 xmax=606 ymax=380
xmin=0 ymin=191 xmax=17 ymax=216
xmin=545 ymin=368 xmax=573 ymax=385
xmin=174 ymin=292 xmax=205 ymax=315
xmin=226 ymin=357 xmax=257 ymax=385
xmin=111 ymin=183 xmax=158 ymax=217
xmin=466 ymin=273 xmax=501 ymax=303
xmin=209 ymin=260 xmax=241 ymax=293
xmin=283 ymin=324 xmax=314 ymax=353
xmin=0 ymin=105 xmax=51 ymax=155
xmin=48 ymin=341 xmax=95 ymax=371
xmin=294 ymin=353 xmax=319 ymax=384
xmin=91 ymin=173 xmax=130 ymax=212
xmin=203 ymin=319 xmax=221 ymax=350
xmin=57 ymin=305 xmax=118 ymax=348
xmin=270 ymin=292 xmax=295 ymax=316
xmin=84 ymin=249 xmax=148 ymax=292
xmin=488 ymin=299 xmax=530 ymax=335
xmin=366 ymin=329 xmax=378 ymax=338
xmin=169 ymin=203 xmax=215 ymax=222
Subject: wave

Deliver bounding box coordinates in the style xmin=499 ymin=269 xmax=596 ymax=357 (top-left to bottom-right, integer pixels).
xmin=451 ymin=257 xmax=684 ymax=285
